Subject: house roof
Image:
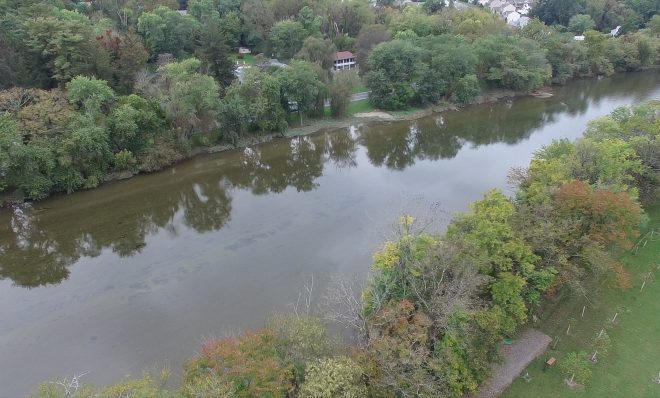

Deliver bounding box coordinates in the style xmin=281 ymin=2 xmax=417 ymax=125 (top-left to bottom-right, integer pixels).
xmin=507 ymin=11 xmax=521 ymax=22
xmin=333 ymin=51 xmax=355 ymax=61
xmin=490 ymin=0 xmax=503 ymax=9
xmin=517 ymin=16 xmax=531 ymax=26
xmin=503 ymin=4 xmax=516 ymax=12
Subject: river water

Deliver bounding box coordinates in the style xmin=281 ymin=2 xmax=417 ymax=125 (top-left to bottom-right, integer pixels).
xmin=1 ymin=72 xmax=658 ymax=395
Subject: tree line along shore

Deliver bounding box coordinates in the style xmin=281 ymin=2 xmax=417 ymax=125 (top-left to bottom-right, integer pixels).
xmin=1 ymin=0 xmax=659 ymax=203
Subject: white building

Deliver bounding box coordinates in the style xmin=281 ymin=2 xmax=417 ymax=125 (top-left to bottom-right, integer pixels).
xmin=489 ymin=0 xmax=504 ymax=13
xmin=516 ymin=16 xmax=531 ymax=28
xmin=502 ymin=4 xmax=516 ymax=16
xmin=332 ymin=51 xmax=357 ymax=71
xmin=507 ymin=11 xmax=521 ymax=24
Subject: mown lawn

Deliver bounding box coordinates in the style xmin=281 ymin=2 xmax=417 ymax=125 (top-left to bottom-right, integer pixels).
xmin=232 ymin=54 xmax=256 ymax=65
xmin=503 ymin=204 xmax=660 ymax=398
xmin=322 ymin=99 xmax=375 ymax=118
xmin=347 ymin=99 xmax=374 ymax=115
xmin=351 ymin=84 xmax=368 ymax=94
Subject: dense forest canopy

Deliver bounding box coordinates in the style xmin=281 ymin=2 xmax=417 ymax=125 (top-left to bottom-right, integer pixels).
xmin=0 ymin=0 xmax=658 ymax=204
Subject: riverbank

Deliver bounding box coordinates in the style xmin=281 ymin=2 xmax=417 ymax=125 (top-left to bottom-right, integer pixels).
xmin=0 ymin=86 xmax=526 ymax=206
xmin=0 ymin=69 xmax=655 ymax=207
xmin=118 ymin=88 xmax=528 ymax=173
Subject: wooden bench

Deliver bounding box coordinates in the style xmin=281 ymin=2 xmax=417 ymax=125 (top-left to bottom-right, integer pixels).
xmin=544 ymin=357 xmax=557 ymax=370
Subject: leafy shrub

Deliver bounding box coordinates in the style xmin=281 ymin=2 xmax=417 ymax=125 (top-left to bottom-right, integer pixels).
xmin=137 ymin=137 xmax=182 ymax=172
xmin=183 ymin=330 xmax=293 ymax=397
xmin=113 ymin=149 xmax=137 ymax=172
xmin=299 ymin=356 xmax=366 ymax=398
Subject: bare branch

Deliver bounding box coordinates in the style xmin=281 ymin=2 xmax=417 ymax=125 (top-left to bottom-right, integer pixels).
xmin=320 ymin=275 xmax=371 ymax=344
xmin=47 ymin=371 xmax=90 ymax=397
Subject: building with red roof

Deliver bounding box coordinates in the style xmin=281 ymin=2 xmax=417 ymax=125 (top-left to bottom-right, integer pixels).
xmin=332 ymin=51 xmax=357 ymax=71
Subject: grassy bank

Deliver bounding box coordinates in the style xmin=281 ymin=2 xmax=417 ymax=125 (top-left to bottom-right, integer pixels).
xmin=503 ymin=205 xmax=660 ymax=398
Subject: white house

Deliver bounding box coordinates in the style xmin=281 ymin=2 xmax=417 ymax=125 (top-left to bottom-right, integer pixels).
xmin=502 ymin=4 xmax=517 ymax=16
xmin=516 ymin=16 xmax=531 ymax=28
xmin=332 ymin=51 xmax=357 ymax=71
xmin=610 ymin=26 xmax=622 ymax=36
xmin=506 ymin=11 xmax=521 ymax=24
xmin=489 ymin=0 xmax=504 ymax=13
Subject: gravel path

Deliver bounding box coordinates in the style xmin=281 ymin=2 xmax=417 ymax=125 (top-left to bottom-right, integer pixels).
xmin=474 ymin=329 xmax=552 ymax=398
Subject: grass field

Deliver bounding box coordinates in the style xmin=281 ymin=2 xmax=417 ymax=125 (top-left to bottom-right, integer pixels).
xmin=503 ymin=204 xmax=660 ymax=398
xmin=347 ymin=99 xmax=374 ymax=115
xmin=351 ymin=84 xmax=368 ymax=94
xmin=321 ymin=99 xmax=374 ymax=118
xmin=232 ymin=54 xmax=256 ymax=65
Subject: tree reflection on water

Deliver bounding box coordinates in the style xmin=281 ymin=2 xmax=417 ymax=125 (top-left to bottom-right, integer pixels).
xmin=1 ymin=71 xmax=657 ymax=287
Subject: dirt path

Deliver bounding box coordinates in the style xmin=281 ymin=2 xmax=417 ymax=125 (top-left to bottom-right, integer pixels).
xmin=353 ymin=111 xmax=394 ymax=119
xmin=474 ymin=329 xmax=552 ymax=398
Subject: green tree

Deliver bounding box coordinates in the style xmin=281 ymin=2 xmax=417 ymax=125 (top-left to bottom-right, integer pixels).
xmin=490 ymin=272 xmax=528 ymax=334
xmin=266 ymin=314 xmax=333 ymax=385
xmin=389 ymin=6 xmax=439 ymax=38
xmin=417 ymin=35 xmax=480 ymax=104
xmin=95 ymin=29 xmax=150 ymax=94
xmin=66 ymin=76 xmax=116 ymax=116
xmin=299 ymin=357 xmax=367 ymax=398
xmin=277 ymin=60 xmax=325 ymax=124
xmin=221 ymin=68 xmax=287 ymax=135
xmin=446 ymin=8 xmax=507 ymax=38
xmin=0 ymin=113 xmax=55 ymax=199
xmin=269 ymin=19 xmax=306 ymax=60
xmin=365 ymin=40 xmax=421 ymax=110
xmin=329 ymin=71 xmax=358 ymax=118
xmin=584 ymin=30 xmax=615 ymax=75
xmin=240 ymin=0 xmax=276 ymax=52
xmin=138 ymin=58 xmax=220 ymax=141
xmin=533 ymin=0 xmax=587 ymax=26
xmin=183 ymin=329 xmax=292 ymax=397
xmin=295 ymin=37 xmax=337 ymax=71
xmin=326 ymin=0 xmax=375 ymax=38
xmin=108 ymin=94 xmax=166 ymax=154
xmin=137 ymin=6 xmax=200 ymax=58
xmin=296 ymin=5 xmax=322 ymax=37
xmin=195 ymin=14 xmax=236 ymax=88
xmin=648 ymin=14 xmax=660 ymax=35
xmin=355 ymin=24 xmax=391 ymax=75
xmin=423 ymin=0 xmax=445 ymax=15
xmin=22 ymin=9 xmax=103 ymax=86
xmin=55 ymin=116 xmax=113 ymax=192
xmin=569 ymin=13 xmax=597 ymax=33
xmin=454 ymin=74 xmax=480 ymax=104
xmin=475 ymin=35 xmax=552 ymax=92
